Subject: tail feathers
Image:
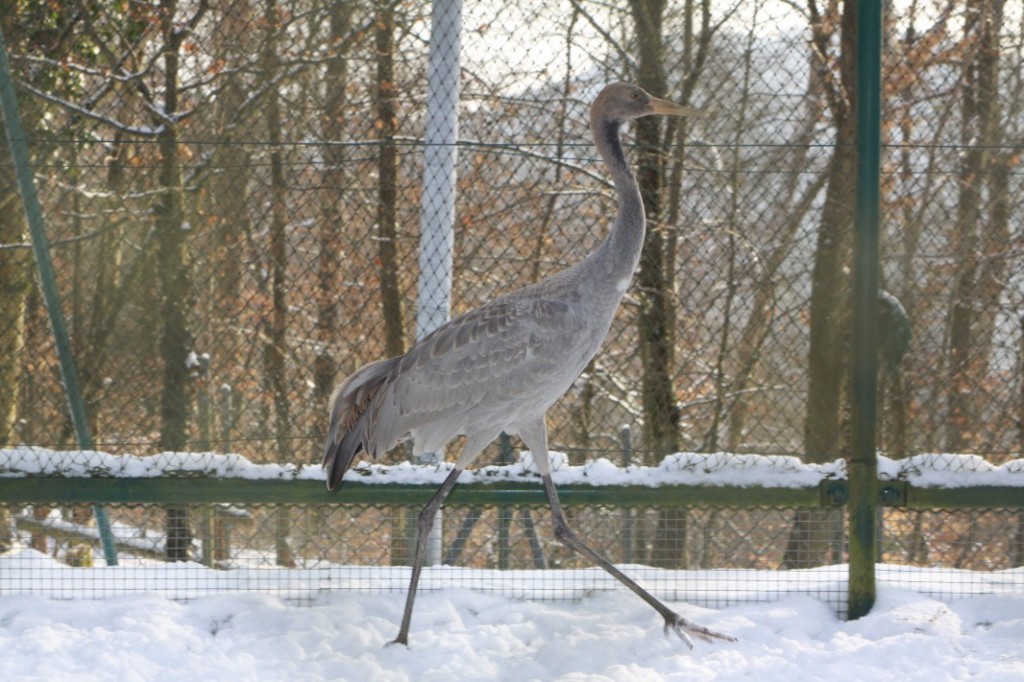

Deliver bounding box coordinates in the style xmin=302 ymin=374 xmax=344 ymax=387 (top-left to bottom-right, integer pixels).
xmin=323 ymin=417 xmax=366 ymax=491
xmin=323 ymin=356 xmax=401 ymax=490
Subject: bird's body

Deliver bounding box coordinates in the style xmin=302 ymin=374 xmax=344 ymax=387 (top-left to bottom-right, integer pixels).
xmin=325 ymin=247 xmax=630 ymax=481
xmin=323 ymin=82 xmax=734 ymax=648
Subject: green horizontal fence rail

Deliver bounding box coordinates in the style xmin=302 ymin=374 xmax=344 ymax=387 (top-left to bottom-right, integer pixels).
xmin=0 ymin=476 xmax=1020 ymax=508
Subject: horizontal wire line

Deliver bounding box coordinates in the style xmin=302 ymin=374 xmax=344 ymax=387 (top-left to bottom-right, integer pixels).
xmin=7 ymin=135 xmax=1022 ymax=152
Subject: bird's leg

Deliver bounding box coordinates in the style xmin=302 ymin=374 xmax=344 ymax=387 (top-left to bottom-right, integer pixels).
xmin=389 ymin=465 xmax=463 ymax=648
xmin=540 ymin=474 xmax=736 ymax=647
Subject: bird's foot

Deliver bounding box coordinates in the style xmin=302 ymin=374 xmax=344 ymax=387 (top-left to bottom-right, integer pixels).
xmin=384 ymin=634 xmax=409 ymax=649
xmin=663 ymin=612 xmax=736 ymax=648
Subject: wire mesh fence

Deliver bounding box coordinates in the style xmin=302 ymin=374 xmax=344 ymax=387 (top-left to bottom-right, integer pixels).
xmin=1 ymin=0 xmax=1023 ymax=612
xmin=0 ymin=501 xmax=848 ymax=608
xmin=3 ymin=496 xmax=1022 ymax=619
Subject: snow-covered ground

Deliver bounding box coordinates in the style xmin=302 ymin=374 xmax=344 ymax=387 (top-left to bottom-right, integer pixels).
xmin=0 ymin=563 xmax=1020 ymax=681
xmin=1 ymin=549 xmax=1022 ymax=681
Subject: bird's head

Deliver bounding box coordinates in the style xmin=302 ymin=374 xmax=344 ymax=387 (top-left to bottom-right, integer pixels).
xmin=592 ymin=82 xmax=702 ymax=123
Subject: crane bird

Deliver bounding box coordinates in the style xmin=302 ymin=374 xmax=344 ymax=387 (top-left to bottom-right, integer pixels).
xmin=323 ymin=82 xmax=735 ymax=648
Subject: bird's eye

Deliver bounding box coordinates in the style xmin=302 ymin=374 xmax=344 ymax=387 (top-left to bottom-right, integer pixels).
xmin=631 ymin=90 xmax=641 ymax=100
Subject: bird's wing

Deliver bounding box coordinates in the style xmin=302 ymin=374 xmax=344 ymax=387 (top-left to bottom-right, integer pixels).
xmin=367 ymin=294 xmax=582 ymax=456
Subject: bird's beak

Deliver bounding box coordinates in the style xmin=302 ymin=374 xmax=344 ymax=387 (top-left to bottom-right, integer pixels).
xmin=648 ymin=97 xmax=703 ymax=118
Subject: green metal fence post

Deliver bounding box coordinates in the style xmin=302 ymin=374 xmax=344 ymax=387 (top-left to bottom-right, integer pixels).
xmin=0 ymin=28 xmax=118 ymax=566
xmin=849 ymin=0 xmax=884 ymax=619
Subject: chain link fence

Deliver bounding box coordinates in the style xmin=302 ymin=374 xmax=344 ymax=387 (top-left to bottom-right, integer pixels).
xmin=1 ymin=0 xmax=1023 ymax=608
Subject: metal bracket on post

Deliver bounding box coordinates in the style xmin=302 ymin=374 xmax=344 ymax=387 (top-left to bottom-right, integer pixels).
xmin=0 ymin=28 xmax=118 ymax=565
xmin=877 ymin=482 xmax=907 ymax=507
xmin=821 ymin=480 xmax=849 ymax=507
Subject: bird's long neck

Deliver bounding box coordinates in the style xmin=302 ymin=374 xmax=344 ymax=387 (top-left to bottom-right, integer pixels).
xmin=591 ymin=117 xmax=645 ymax=280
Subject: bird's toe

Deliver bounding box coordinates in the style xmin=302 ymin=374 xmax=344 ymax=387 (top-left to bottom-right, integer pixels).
xmin=664 ymin=612 xmax=736 ymax=647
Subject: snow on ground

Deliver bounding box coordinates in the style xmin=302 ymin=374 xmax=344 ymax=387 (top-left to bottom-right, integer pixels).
xmin=1 ymin=578 xmax=1022 ymax=681
xmin=1 ymin=549 xmax=1022 ymax=681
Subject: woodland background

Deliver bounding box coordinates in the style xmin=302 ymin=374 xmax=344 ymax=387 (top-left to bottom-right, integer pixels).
xmin=0 ymin=0 xmax=1022 ymax=569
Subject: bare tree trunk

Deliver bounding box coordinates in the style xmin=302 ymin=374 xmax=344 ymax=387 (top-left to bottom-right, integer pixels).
xmin=0 ymin=0 xmax=75 ymax=449
xmin=262 ymin=0 xmax=292 ymax=465
xmin=372 ymin=0 xmax=412 ymax=567
xmin=313 ymin=1 xmax=356 ymax=445
xmin=629 ymin=0 xmax=688 ymax=569
xmin=52 ymin=15 xmax=158 ymax=452
xmin=803 ymin=13 xmax=856 ymax=466
xmin=946 ymin=0 xmax=1005 ymax=453
xmin=210 ymin=0 xmax=252 ymax=410
xmin=784 ymin=0 xmax=856 ymax=569
xmin=725 ymin=41 xmax=827 ymax=452
xmin=890 ymin=21 xmax=920 ymax=460
xmin=156 ymin=0 xmax=198 ymax=561
xmin=726 ymin=174 xmax=827 ymax=453
xmin=702 ymin=7 xmax=756 ymax=452
xmin=1017 ymin=312 xmax=1024 ymax=566
xmin=156 ymin=0 xmax=193 ymax=453
xmin=0 ymin=164 xmax=28 ymax=447
xmin=81 ymin=144 xmax=125 ymax=428
xmin=663 ymin=0 xmax=710 ymax=290
xmin=260 ymin=0 xmax=295 ymax=568
xmin=629 ymin=0 xmax=677 ymax=463
xmin=974 ymin=154 xmax=1010 ymax=387
xmin=375 ymin=1 xmax=405 ymax=359
xmin=889 ymin=5 xmax=959 ymax=556
xmin=532 ymin=6 xmax=576 ymax=286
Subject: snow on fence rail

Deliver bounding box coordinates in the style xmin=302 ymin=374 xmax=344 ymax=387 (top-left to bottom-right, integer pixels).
xmin=2 ymin=447 xmax=1022 ymax=489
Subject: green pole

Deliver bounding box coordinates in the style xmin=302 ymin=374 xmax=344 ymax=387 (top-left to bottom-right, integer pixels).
xmin=848 ymin=0 xmax=883 ymax=619
xmin=0 ymin=28 xmax=119 ymax=566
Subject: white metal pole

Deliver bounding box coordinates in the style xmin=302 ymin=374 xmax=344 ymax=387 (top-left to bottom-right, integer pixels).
xmin=417 ymin=0 xmax=461 ymax=341
xmin=416 ymin=0 xmax=462 ymax=567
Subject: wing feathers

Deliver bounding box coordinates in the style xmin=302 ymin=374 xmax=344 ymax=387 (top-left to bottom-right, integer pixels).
xmin=323 ymin=295 xmax=580 ymax=490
